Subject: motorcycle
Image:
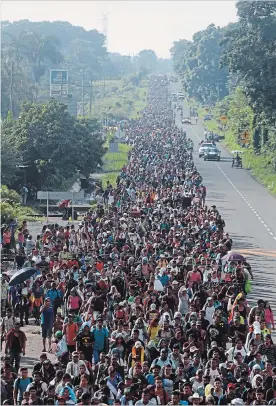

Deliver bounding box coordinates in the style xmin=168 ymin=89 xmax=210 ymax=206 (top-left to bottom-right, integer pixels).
xmin=232 ymin=158 xmax=242 ymax=168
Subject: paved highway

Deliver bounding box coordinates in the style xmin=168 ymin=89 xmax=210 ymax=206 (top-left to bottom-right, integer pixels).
xmin=173 ymin=92 xmax=276 ymax=313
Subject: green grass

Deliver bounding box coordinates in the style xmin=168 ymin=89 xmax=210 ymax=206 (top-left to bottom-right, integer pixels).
xmin=197 ymin=107 xmax=276 ymax=195
xmin=92 ymin=78 xmax=148 ymax=121
xmin=103 ymin=143 xmax=132 ymax=172
xmin=101 ymin=172 xmax=120 ymax=187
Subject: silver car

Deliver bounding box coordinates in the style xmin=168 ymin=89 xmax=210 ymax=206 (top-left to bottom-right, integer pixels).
xmin=198 ymin=142 xmax=215 ymax=158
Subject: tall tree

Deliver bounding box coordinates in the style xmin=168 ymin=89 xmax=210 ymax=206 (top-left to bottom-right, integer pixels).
xmin=136 ymin=50 xmax=158 ymax=72
xmin=171 ymin=25 xmax=229 ymax=104
xmin=2 ymin=99 xmax=106 ymax=189
xmin=221 ymin=1 xmax=276 ymax=125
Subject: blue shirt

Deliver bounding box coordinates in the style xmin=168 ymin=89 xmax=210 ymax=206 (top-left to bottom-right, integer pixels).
xmin=158 ymin=274 xmax=169 ymax=287
xmin=46 ymin=288 xmax=62 ymax=306
xmin=41 ymin=306 xmax=54 ymax=328
xmin=91 ymin=327 xmax=108 ymax=350
xmin=9 ymin=286 xmax=17 ymax=302
xmin=14 ymin=377 xmax=32 ymax=402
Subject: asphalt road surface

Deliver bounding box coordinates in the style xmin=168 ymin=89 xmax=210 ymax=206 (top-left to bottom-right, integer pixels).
xmin=173 ymin=90 xmax=276 ymax=314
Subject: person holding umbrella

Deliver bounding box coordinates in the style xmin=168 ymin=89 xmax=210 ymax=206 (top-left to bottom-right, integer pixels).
xmin=4 ymin=321 xmax=27 ymax=372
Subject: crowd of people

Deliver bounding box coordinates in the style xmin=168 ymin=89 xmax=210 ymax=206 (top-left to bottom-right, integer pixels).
xmin=1 ymin=75 xmax=276 ymax=406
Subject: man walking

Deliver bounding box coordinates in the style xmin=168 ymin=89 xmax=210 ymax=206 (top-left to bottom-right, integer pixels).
xmin=40 ymin=297 xmax=54 ymax=353
xmin=91 ymin=317 xmax=109 ymax=364
xmin=5 ymin=321 xmax=27 ymax=372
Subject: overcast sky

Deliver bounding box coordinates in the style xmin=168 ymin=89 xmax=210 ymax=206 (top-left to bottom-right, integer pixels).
xmin=2 ymin=1 xmax=238 ymax=58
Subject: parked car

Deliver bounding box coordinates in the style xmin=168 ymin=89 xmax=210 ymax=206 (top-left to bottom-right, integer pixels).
xmin=204 ymin=147 xmax=221 ymax=161
xmin=204 ymin=114 xmax=213 ymax=121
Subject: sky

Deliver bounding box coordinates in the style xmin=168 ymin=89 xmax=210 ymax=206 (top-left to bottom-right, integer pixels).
xmin=2 ymin=1 xmax=238 ymax=58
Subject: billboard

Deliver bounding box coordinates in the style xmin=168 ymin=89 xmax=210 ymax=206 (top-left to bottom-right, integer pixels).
xmin=50 ymin=70 xmax=68 ymax=97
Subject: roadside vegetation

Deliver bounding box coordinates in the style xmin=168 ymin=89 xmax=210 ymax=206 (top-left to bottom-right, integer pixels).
xmin=91 ymin=76 xmax=148 ymax=121
xmin=1 ymin=186 xmax=40 ymax=223
xmin=197 ymin=92 xmax=276 ymax=195
xmin=171 ymin=1 xmax=276 ymax=196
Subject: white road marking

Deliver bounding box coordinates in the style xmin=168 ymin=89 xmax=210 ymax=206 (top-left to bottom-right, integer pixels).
xmin=217 ymin=164 xmax=276 ymax=240
xmin=189 ymin=122 xmax=276 ymax=242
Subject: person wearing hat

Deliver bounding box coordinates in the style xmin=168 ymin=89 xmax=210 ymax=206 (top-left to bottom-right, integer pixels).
xmin=219 ymin=383 xmax=237 ymax=405
xmin=188 ymin=392 xmax=203 ymax=405
xmin=130 ymin=341 xmax=145 ymax=368
xmin=146 ymin=304 xmax=160 ymax=324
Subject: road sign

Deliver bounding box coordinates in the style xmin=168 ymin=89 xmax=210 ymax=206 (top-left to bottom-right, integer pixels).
xmin=37 ymin=191 xmax=84 ymax=200
xmin=50 ymin=70 xmax=68 ymax=97
xmin=240 ymin=129 xmax=250 ymax=144
xmin=242 ymin=130 xmax=250 ymax=139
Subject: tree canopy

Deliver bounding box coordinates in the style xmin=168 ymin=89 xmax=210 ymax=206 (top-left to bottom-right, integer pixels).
xmin=170 ymin=24 xmax=229 ymax=104
xmin=2 ymin=99 xmax=106 ymax=190
xmin=171 ymin=1 xmax=276 ymax=152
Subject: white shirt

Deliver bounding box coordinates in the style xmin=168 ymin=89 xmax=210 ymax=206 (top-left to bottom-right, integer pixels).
xmin=66 ymin=360 xmax=89 ymax=377
xmin=226 ymin=346 xmax=247 ymax=361
xmin=205 ymin=305 xmax=215 ymax=324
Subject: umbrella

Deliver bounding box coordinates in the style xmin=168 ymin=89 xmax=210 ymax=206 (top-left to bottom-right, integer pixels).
xmin=231 ymin=150 xmax=244 ymax=154
xmin=222 ymin=252 xmax=246 ymax=262
xmin=9 ymin=267 xmax=37 ymax=286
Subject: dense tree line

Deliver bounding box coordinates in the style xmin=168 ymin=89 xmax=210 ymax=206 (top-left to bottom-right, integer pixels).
xmin=171 ymin=1 xmax=276 ymax=153
xmin=1 ymin=20 xmax=171 ymax=118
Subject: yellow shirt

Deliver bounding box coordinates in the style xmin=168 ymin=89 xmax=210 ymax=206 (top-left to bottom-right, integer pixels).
xmin=148 ymin=325 xmax=160 ymax=341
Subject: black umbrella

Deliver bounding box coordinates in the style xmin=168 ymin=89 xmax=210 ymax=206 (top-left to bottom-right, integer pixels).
xmin=9 ymin=267 xmax=37 ymax=286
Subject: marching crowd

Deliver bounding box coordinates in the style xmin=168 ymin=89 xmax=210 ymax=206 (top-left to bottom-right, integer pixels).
xmin=1 ymin=75 xmax=276 ymax=406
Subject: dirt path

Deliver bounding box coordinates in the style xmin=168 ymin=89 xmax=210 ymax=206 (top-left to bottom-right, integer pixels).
xmin=1 ymin=322 xmax=56 ymax=372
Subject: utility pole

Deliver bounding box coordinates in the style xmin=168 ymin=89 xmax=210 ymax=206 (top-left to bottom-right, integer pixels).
xmin=215 ymin=79 xmax=223 ymax=103
xmin=9 ymin=62 xmax=14 ymax=115
xmin=101 ymin=12 xmax=110 ymax=51
xmin=81 ymin=76 xmax=85 ymax=116
xmin=89 ymin=78 xmax=93 ymax=118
